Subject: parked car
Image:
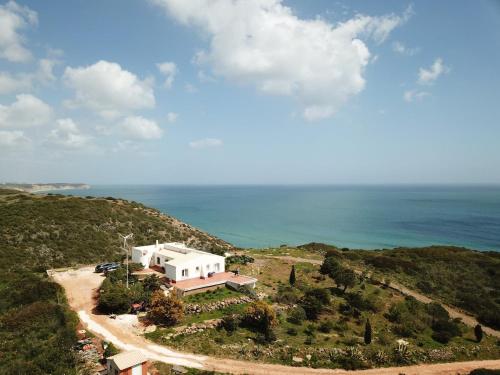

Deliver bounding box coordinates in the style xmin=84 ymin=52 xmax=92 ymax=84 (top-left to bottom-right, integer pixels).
xmin=95 ymin=263 xmax=114 ymax=273
xmin=103 ymin=264 xmax=120 ymax=274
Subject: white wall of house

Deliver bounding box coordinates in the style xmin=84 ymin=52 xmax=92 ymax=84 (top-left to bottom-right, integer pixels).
xmin=131 ymin=247 xmax=154 ymax=268
xmin=132 ymin=243 xmax=225 ymax=281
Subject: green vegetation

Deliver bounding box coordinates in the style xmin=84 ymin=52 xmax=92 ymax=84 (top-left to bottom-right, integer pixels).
xmin=184 ymin=287 xmax=243 ymax=305
xmin=149 ymin=248 xmax=500 ymax=369
xmin=0 ymin=189 xmax=232 ymax=373
xmin=343 ymin=246 xmax=500 ymax=329
xmin=148 ymin=291 xmax=184 ymax=326
xmin=0 ymin=271 xmax=80 ymax=374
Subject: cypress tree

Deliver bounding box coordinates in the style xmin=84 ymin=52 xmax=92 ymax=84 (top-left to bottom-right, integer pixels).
xmin=364 ymin=319 xmax=372 ymax=344
xmin=289 ymin=265 xmax=296 ymax=286
xmin=474 ymin=324 xmax=483 ymax=343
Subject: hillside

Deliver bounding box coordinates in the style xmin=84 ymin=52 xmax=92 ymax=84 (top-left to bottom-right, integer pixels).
xmin=342 ymin=246 xmax=500 ymax=330
xmin=0 ymin=188 xmax=233 ymax=374
xmin=0 ymin=189 xmax=233 ymax=271
xmin=0 ymin=182 xmax=90 ymax=193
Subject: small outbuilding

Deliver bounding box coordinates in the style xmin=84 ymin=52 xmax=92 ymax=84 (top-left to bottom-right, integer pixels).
xmin=106 ymin=350 xmax=148 ymax=375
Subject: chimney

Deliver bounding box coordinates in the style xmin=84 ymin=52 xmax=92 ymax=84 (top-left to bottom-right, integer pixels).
xmin=156 ymin=240 xmax=159 ymax=248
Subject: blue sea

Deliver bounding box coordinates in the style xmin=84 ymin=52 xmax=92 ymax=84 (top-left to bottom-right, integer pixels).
xmin=60 ymin=185 xmax=500 ymax=251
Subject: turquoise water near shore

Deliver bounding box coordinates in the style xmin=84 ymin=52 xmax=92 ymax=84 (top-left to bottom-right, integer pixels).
xmin=62 ymin=185 xmax=500 ymax=251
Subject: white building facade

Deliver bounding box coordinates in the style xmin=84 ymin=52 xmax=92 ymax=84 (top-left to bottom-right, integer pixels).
xmin=131 ymin=241 xmax=225 ymax=282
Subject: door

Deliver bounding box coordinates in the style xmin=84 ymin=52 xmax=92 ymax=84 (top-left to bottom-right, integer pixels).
xmin=131 ymin=364 xmax=142 ymax=375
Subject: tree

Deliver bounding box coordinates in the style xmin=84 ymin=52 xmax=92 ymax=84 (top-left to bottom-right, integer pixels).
xmin=289 ymin=265 xmax=296 ymax=286
xmin=143 ymin=274 xmax=161 ymax=293
xmin=334 ymin=268 xmax=357 ymax=292
xmin=98 ymin=280 xmax=132 ymax=314
xmin=474 ymin=324 xmax=483 ymax=343
xmin=320 ymin=256 xmax=341 ymax=278
xmin=147 ymin=291 xmax=184 ymax=326
xmin=243 ymin=301 xmax=277 ymax=334
xmin=364 ymin=319 xmax=372 ymax=344
xmin=300 ymin=294 xmax=324 ymax=320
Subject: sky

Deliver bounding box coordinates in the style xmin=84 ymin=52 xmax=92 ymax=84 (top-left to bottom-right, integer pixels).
xmin=1 ymin=0 xmax=500 ymax=185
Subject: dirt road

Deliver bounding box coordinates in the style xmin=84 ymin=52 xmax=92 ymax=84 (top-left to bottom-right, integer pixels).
xmin=52 ymin=266 xmax=500 ymax=374
xmin=270 ymin=255 xmax=500 ymax=338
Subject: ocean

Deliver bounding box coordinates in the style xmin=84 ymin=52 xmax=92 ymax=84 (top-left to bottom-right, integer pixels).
xmin=60 ymin=185 xmax=500 ymax=251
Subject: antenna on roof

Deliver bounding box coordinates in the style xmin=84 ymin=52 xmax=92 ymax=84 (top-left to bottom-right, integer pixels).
xmin=118 ymin=233 xmax=134 ymax=289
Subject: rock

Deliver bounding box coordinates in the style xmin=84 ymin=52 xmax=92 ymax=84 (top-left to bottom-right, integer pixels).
xmin=306 ymin=354 xmax=311 ymax=360
xmin=292 ymin=356 xmax=303 ymax=363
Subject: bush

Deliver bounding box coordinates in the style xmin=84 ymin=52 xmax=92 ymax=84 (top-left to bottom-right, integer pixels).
xmin=300 ymin=295 xmax=324 ymax=320
xmin=221 ymin=315 xmax=240 ymax=333
xmin=147 ymin=291 xmax=184 ymax=326
xmin=319 ymin=320 xmax=335 ymax=333
xmin=431 ymin=319 xmax=461 ymax=344
xmin=287 ymin=306 xmax=307 ymax=325
xmin=98 ymin=280 xmax=132 ymax=314
xmin=286 ymin=327 xmax=298 ymax=336
xmin=243 ymin=301 xmax=277 ymax=334
xmin=272 ymin=285 xmax=300 ymax=305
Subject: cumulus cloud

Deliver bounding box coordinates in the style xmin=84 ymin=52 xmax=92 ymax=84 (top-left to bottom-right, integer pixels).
xmin=0 ymin=129 xmax=30 ymax=147
xmin=392 ymin=41 xmax=419 ymax=56
xmin=0 ymin=71 xmax=32 ymax=94
xmin=152 ymin=0 xmax=411 ymax=121
xmin=37 ymin=58 xmax=59 ymax=83
xmin=189 ymin=137 xmax=223 ymax=149
xmin=0 ymin=1 xmax=37 ymax=62
xmin=47 ymin=118 xmax=91 ymax=149
xmin=0 ymin=94 xmax=52 ymax=128
xmin=119 ymin=116 xmax=163 ymax=140
xmin=403 ymin=89 xmax=429 ymax=102
xmin=418 ymin=58 xmax=449 ymax=85
xmin=156 ymin=61 xmax=177 ymax=88
xmin=63 ymin=60 xmax=155 ymax=119
xmin=166 ymin=112 xmax=178 ymax=123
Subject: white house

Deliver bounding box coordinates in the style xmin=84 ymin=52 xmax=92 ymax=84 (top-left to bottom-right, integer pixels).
xmin=131 ymin=241 xmax=225 ymax=282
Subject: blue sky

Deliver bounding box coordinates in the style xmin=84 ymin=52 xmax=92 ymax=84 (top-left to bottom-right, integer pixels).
xmin=1 ymin=0 xmax=499 ymax=184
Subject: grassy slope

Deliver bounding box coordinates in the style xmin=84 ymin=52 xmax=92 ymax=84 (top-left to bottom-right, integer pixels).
xmin=342 ymin=246 xmax=500 ymax=328
xmin=0 ymin=189 xmax=233 ymax=374
xmin=149 ymin=250 xmax=500 ymax=369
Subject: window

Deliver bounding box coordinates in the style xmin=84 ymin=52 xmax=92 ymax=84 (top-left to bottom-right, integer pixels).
xmin=196 ymin=266 xmax=199 ymax=271
xmin=156 ymin=257 xmax=160 ymax=265
xmin=181 ymin=268 xmax=189 ymax=277
xmin=206 ymin=264 xmax=210 ymax=270
xmin=214 ymin=263 xmax=220 ymax=271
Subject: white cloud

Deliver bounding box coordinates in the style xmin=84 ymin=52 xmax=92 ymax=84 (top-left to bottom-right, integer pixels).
xmin=47 ymin=118 xmax=91 ymax=149
xmin=189 ymin=137 xmax=223 ymax=149
xmin=152 ymin=0 xmax=411 ymax=121
xmin=0 ymin=1 xmax=37 ymax=62
xmin=404 ymin=89 xmax=429 ymax=102
xmin=63 ymin=60 xmax=155 ymax=119
xmin=37 ymin=58 xmax=59 ymax=83
xmin=119 ymin=116 xmax=163 ymax=140
xmin=156 ymin=61 xmax=177 ymax=88
xmin=166 ymin=112 xmax=179 ymax=123
xmin=392 ymin=41 xmax=419 ymax=56
xmin=418 ymin=58 xmax=449 ymax=85
xmin=198 ymin=70 xmax=216 ymax=83
xmin=184 ymin=82 xmax=198 ymax=93
xmin=0 ymin=129 xmax=30 ymax=147
xmin=0 ymin=94 xmax=52 ymax=128
xmin=0 ymin=71 xmax=32 ymax=94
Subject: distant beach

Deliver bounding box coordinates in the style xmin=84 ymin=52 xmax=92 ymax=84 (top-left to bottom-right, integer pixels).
xmin=60 ymin=185 xmax=500 ymax=251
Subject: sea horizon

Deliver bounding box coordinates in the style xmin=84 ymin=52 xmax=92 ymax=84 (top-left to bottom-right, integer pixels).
xmin=52 ymin=184 xmax=500 ymax=252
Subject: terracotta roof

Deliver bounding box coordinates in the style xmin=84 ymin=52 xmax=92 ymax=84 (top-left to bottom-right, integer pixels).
xmin=172 ymin=271 xmax=257 ymax=291
xmin=108 ymin=350 xmax=146 ymax=370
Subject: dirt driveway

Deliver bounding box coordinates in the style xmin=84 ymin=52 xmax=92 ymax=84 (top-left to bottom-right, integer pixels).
xmin=52 ymin=266 xmax=500 ymax=375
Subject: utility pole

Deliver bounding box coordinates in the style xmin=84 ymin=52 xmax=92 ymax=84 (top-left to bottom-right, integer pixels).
xmin=119 ymin=233 xmax=134 ymax=288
